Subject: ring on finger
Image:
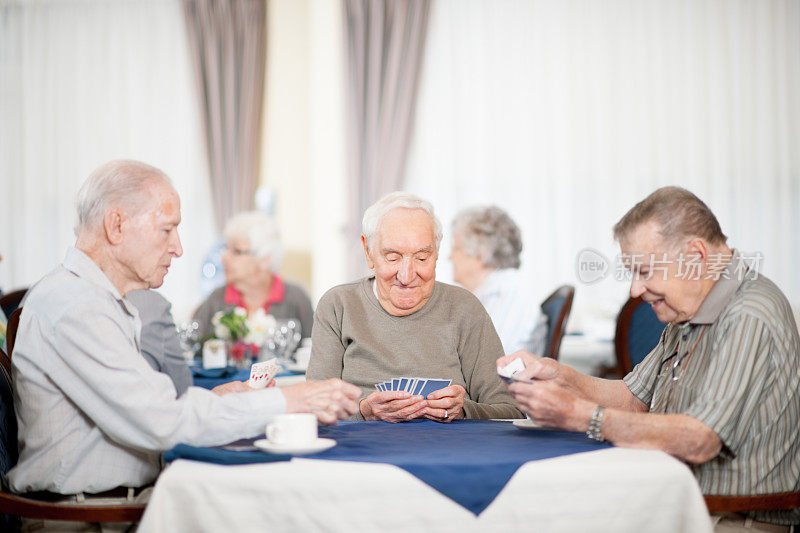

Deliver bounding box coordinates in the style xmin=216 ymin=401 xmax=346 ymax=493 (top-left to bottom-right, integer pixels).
xmin=444 ymin=409 xmax=448 ymax=419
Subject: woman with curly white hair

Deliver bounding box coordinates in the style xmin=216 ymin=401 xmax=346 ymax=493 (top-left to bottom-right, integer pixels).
xmin=450 ymin=206 xmax=547 ymax=356
xmin=193 ymin=211 xmax=314 ymax=341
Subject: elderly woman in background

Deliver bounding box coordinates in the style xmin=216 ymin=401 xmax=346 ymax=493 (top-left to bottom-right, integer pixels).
xmin=193 ymin=211 xmax=314 ymax=341
xmin=450 ymin=206 xmax=547 ymax=356
xmin=307 ymin=192 xmax=522 ymax=422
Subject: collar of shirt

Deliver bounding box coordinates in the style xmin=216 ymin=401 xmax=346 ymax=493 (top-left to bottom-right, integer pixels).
xmin=62 ymin=247 xmax=139 ymax=320
xmin=690 ymin=249 xmax=749 ymax=325
xmin=473 ymin=268 xmax=517 ymax=300
xmin=224 ymin=275 xmax=285 ymax=313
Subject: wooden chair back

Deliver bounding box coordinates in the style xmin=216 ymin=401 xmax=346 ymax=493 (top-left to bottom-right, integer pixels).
xmin=540 ymin=285 xmax=575 ymax=360
xmin=6 ymin=310 xmax=20 ymax=359
xmin=0 ymin=347 xmax=145 ymax=523
xmin=704 ymin=491 xmax=800 ymax=513
xmin=0 ymin=289 xmax=26 ymax=320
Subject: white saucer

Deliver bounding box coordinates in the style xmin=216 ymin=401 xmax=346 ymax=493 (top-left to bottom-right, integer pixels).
xmin=253 ymin=437 xmax=336 ymax=455
xmin=512 ymin=418 xmax=559 ymax=432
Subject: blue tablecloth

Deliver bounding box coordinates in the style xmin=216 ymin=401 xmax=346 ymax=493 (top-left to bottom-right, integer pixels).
xmin=164 ymin=419 xmax=611 ymax=515
xmin=191 ymin=367 xmax=296 ymax=389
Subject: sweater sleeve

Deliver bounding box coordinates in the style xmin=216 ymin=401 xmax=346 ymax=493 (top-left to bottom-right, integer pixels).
xmin=459 ymin=305 xmax=524 ymax=419
xmin=306 ymin=290 xmax=345 ymax=382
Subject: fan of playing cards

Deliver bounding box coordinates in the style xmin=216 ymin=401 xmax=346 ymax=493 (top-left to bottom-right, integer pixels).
xmin=248 ymin=358 xmax=282 ymax=389
xmin=375 ymin=377 xmax=452 ymax=397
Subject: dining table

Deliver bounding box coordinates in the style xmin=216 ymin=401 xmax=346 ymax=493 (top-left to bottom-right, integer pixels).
xmin=138 ymin=417 xmax=712 ymax=532
xmin=191 ymin=365 xmax=307 ymax=389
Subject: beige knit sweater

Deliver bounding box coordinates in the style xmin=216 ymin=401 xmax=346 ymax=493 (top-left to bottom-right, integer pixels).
xmin=307 ymin=277 xmax=523 ymax=421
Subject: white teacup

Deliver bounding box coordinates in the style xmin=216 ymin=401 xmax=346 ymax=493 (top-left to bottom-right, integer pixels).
xmin=266 ymin=413 xmax=317 ymax=446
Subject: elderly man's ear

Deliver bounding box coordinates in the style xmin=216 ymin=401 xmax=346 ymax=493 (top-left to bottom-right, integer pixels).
xmin=360 ymin=235 xmax=375 ymax=270
xmin=683 ymin=238 xmax=710 ymax=264
xmin=103 ymin=209 xmax=127 ymax=245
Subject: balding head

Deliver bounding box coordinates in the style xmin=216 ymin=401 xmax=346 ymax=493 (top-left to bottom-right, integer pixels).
xmin=613 ymin=186 xmax=727 ymax=249
xmin=75 ymin=159 xmax=174 ymax=237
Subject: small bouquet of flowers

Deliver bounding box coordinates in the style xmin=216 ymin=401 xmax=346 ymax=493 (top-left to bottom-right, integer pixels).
xmin=211 ymin=307 xmax=277 ymax=367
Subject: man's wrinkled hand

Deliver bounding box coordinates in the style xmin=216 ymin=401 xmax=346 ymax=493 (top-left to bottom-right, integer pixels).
xmin=360 ymin=390 xmax=428 ymax=423
xmin=281 ymin=379 xmax=361 ymax=425
xmin=497 ymin=350 xmax=561 ymax=382
xmin=423 ymin=384 xmax=466 ymax=423
xmin=211 ymin=380 xmax=251 ymax=396
xmin=506 ymin=379 xmax=589 ymax=432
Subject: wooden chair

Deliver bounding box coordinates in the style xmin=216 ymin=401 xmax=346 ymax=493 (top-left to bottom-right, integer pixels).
xmin=704 ymin=491 xmax=800 ymax=514
xmin=613 ymin=296 xmax=665 ymax=376
xmin=0 ymin=289 xmax=26 ymax=320
xmin=0 ymin=346 xmax=146 ymax=525
xmin=540 ymin=285 xmax=575 ymax=360
xmin=5 ymin=309 xmax=20 ymax=358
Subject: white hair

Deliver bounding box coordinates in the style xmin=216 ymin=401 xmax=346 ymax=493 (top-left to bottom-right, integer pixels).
xmin=75 ymin=159 xmax=173 ymax=236
xmin=224 ymin=211 xmax=284 ymax=270
xmin=452 ymin=205 xmax=523 ymax=269
xmin=361 ymin=191 xmax=443 ymax=251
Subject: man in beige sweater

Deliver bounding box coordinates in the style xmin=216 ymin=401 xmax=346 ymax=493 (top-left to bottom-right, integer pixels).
xmin=307 ymin=192 xmax=523 ymax=422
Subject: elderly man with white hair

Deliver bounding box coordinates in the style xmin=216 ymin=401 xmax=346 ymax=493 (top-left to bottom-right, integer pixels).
xmin=193 ymin=211 xmax=314 ymax=341
xmin=307 ymin=192 xmax=523 ymax=422
xmin=9 ymin=160 xmax=360 ymax=530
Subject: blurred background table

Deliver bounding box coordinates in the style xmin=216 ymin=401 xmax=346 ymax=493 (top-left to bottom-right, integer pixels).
xmin=192 ymin=367 xmax=306 ymax=389
xmin=558 ymin=334 xmax=615 ymax=376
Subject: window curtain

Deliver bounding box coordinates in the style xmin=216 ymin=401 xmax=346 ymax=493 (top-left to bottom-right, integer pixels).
xmin=404 ymin=0 xmax=800 ymax=330
xmin=0 ymin=0 xmax=216 ymax=319
xmin=182 ymin=0 xmax=267 ymax=233
xmin=342 ymin=0 xmax=430 ymax=277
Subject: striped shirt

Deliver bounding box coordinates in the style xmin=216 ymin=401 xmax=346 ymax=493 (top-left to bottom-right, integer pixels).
xmin=473 ymin=269 xmax=548 ymax=356
xmin=623 ymin=251 xmax=800 ymax=525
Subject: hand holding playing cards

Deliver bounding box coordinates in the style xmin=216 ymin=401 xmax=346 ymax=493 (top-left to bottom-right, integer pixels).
xmin=497 ymin=351 xmax=563 ymax=384
xmin=423 ymin=384 xmax=466 ymax=423
xmin=282 ymin=379 xmax=361 ymax=425
xmin=211 ymin=380 xmax=253 ymax=396
xmin=360 ymin=391 xmax=428 ymax=423
xmin=498 ymin=352 xmax=588 ymax=431
xmin=213 ymin=374 xmax=278 ymax=396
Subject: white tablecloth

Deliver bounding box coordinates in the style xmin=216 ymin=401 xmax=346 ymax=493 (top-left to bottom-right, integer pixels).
xmin=139 ymin=447 xmax=711 ymax=532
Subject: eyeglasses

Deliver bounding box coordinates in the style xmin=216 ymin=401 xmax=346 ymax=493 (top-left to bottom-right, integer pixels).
xmin=223 ymin=246 xmax=254 ymax=257
xmin=657 ymin=351 xmax=682 ymax=382
xmin=655 ymin=326 xmax=708 ymax=412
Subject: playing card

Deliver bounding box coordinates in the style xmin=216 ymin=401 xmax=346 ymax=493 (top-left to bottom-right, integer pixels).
xmin=391 ymin=378 xmax=401 ymax=391
xmin=411 ymin=379 xmax=426 ymax=395
xmin=497 ymin=357 xmax=526 ymax=384
xmin=419 ymin=379 xmax=452 ymax=398
xmin=248 ymin=358 xmax=280 ymax=389
xmin=399 ymin=377 xmax=410 ymax=392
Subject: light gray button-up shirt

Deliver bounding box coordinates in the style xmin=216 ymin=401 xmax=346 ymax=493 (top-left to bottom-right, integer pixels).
xmin=9 ymin=247 xmax=286 ymax=494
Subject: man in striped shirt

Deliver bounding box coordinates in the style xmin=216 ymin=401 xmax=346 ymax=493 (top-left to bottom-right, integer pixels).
xmin=499 ymin=186 xmax=800 ymax=530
